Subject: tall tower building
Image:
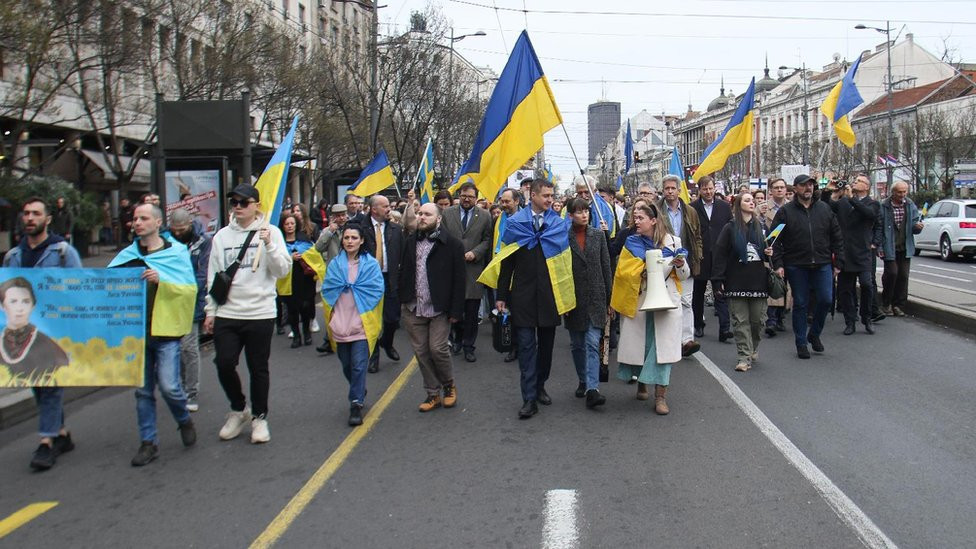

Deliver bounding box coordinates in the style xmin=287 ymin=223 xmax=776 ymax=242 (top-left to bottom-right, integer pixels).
xmin=587 ymin=101 xmax=621 ymax=165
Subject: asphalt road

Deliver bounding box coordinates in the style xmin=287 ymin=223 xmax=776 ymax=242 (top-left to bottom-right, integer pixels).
xmin=1 ymin=307 xmax=973 ymax=548
xmin=904 ymin=254 xmax=976 ymax=295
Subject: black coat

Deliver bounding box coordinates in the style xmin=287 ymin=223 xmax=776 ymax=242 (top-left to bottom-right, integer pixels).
xmin=691 ymin=198 xmax=732 ymax=279
xmin=711 ymin=220 xmax=769 ymax=298
xmin=771 ymin=198 xmax=845 ymax=270
xmin=831 ymin=195 xmax=881 ymax=272
xmin=398 ymin=229 xmax=466 ymax=320
xmin=564 ymin=225 xmax=612 ymax=332
xmin=359 ymin=217 xmax=404 ymax=322
xmin=497 ymin=243 xmax=561 ymax=328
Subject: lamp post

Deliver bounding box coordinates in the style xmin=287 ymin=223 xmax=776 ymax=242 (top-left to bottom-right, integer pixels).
xmin=445 ymin=28 xmax=486 ymax=177
xmin=856 ymin=21 xmax=894 ymax=196
xmin=779 ymin=63 xmax=810 ymax=166
xmin=332 ymin=0 xmax=384 ymax=157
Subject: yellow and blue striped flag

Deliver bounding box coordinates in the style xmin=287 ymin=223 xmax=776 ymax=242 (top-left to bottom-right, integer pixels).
xmin=255 ymin=116 xmax=299 ymax=226
xmin=108 ymin=240 xmax=197 ymax=337
xmin=765 ymin=223 xmax=785 ymax=243
xmin=610 ymin=235 xmax=687 ymax=318
xmin=321 ymin=252 xmax=385 ymax=355
xmin=276 ymin=239 xmax=327 ymax=296
xmin=350 ymin=149 xmax=396 ymax=198
xmin=416 ymin=138 xmax=435 ymax=205
xmin=820 ymin=56 xmax=864 ymax=148
xmin=692 ymin=78 xmax=756 ymax=181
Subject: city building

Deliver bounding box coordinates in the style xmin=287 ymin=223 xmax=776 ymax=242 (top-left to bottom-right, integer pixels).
xmin=587 ymin=101 xmax=621 ymax=165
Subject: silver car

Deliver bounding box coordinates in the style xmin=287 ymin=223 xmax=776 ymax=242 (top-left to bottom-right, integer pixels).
xmin=914 ymin=199 xmax=976 ymax=261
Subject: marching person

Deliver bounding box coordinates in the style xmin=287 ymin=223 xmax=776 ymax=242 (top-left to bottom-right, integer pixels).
xmin=690 ymin=175 xmax=733 ymax=343
xmin=345 ymin=193 xmax=366 ymax=226
xmin=204 ymin=185 xmax=291 ymax=443
xmin=764 ymin=178 xmax=790 ymax=336
xmin=313 ymin=203 xmax=349 ymax=353
xmin=109 ymin=203 xmax=198 ymax=466
xmin=3 ymin=197 xmax=83 ymax=471
xmin=358 ymin=194 xmax=405 ymax=373
xmin=831 ymin=175 xmax=881 ymax=335
xmin=658 ymin=175 xmax=703 ymax=356
xmin=771 ymin=174 xmax=844 ymax=359
xmin=168 ymin=208 xmax=211 ymax=412
xmin=279 ymin=213 xmax=318 ymax=348
xmin=564 ymin=198 xmax=612 ymax=409
xmin=440 ymin=182 xmax=493 ymax=363
xmin=611 ymin=202 xmax=689 ymax=415
xmin=711 ymin=192 xmax=774 ymax=372
xmin=322 ymin=224 xmax=385 ymax=426
xmin=399 ymin=203 xmax=465 ymax=412
xmin=494 ymin=188 xmax=522 ymax=363
xmin=879 ymin=181 xmax=923 ymax=317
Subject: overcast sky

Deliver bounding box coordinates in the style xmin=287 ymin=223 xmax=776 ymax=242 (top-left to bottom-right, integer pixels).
xmin=379 ymin=0 xmax=976 ymax=178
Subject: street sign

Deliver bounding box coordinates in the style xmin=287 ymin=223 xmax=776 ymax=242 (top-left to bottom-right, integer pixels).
xmin=954 ymin=173 xmax=976 ymax=188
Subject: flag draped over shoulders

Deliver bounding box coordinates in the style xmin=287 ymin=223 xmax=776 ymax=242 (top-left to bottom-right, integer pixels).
xmin=610 ymin=235 xmax=687 ymax=318
xmin=276 ymin=239 xmax=326 ymax=296
xmin=108 ymin=239 xmax=196 ymax=337
xmin=321 ymin=252 xmax=385 ymax=355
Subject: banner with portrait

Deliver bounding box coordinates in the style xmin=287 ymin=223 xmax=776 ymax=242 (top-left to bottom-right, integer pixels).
xmin=166 ymin=169 xmax=222 ymax=235
xmin=0 ymin=268 xmax=146 ymax=387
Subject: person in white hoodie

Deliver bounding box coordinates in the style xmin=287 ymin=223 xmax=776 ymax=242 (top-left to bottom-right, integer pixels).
xmin=203 ymin=185 xmax=291 ymax=443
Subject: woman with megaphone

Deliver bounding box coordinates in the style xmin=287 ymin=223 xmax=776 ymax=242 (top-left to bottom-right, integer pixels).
xmin=610 ymin=202 xmax=690 ymax=415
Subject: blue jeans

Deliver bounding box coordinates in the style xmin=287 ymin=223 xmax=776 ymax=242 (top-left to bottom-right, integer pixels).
xmin=785 ymin=264 xmax=834 ymax=347
xmin=569 ymin=325 xmax=601 ymax=391
xmin=33 ymin=388 xmax=64 ymax=438
xmin=136 ymin=338 xmax=190 ymax=443
xmin=515 ymin=326 xmax=555 ymax=402
xmin=337 ymin=340 xmax=369 ymax=405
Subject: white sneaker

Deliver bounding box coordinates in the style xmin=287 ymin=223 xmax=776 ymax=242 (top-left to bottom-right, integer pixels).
xmin=251 ymin=417 xmax=270 ymax=444
xmin=186 ymin=400 xmax=199 ymax=413
xmin=219 ymin=409 xmax=250 ymax=440
xmin=311 ymin=320 xmax=320 ymax=333
xmin=288 ymin=331 xmax=294 ymax=338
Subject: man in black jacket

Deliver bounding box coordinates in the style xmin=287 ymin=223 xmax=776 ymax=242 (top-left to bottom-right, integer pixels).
xmin=399 ymin=203 xmax=466 ymax=412
xmin=831 ymin=175 xmax=881 ymax=335
xmin=772 ymin=174 xmax=844 ymax=359
xmin=359 ymin=194 xmax=404 ymax=372
xmin=690 ymin=176 xmax=733 ymax=342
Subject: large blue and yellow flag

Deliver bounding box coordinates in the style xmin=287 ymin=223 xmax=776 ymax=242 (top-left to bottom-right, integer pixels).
xmin=669 ymin=146 xmax=691 ymax=203
xmin=610 ymin=234 xmax=687 ymax=318
xmin=321 ymin=252 xmax=385 ymax=355
xmin=478 ymin=207 xmax=575 ymax=314
xmin=255 ymin=116 xmax=299 ymax=226
xmin=692 ymin=78 xmax=756 ymax=181
xmin=416 ymin=138 xmax=435 ymax=205
xmin=452 ymin=31 xmax=563 ymax=201
xmin=820 ymin=56 xmax=864 ymax=148
xmin=276 ymin=239 xmax=327 ymax=296
xmin=108 ymin=239 xmax=197 ymax=337
xmin=350 ymin=149 xmax=396 ymax=198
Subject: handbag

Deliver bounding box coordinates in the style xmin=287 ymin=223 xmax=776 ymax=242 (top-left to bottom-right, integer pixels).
xmin=209 ymin=231 xmax=257 ymax=305
xmin=490 ymin=309 xmax=513 ymax=353
xmin=766 ymin=265 xmax=786 ymax=300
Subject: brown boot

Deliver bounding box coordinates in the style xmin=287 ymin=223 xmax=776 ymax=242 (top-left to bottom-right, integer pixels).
xmin=418 ymin=394 xmax=442 ymax=412
xmin=654 ymin=385 xmax=670 ymax=415
xmin=442 ymin=385 xmax=457 ymax=408
xmin=636 ymin=382 xmax=650 ymax=400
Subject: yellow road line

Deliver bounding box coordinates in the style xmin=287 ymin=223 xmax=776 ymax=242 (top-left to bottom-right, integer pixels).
xmin=0 ymin=502 xmax=59 ymax=539
xmin=250 ymin=357 xmax=418 ymax=549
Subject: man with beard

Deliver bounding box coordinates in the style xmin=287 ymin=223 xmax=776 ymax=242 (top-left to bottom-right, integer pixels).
xmin=168 ymin=208 xmax=211 ymax=411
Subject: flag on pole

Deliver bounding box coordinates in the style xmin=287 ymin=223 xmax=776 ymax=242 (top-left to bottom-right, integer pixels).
xmin=416 ymin=138 xmax=435 ymax=205
xmin=451 ymin=31 xmax=563 ymax=201
xmin=254 ymin=116 xmax=299 ymax=226
xmin=350 ymin=149 xmax=396 ymax=197
xmin=669 ymin=146 xmax=690 ymax=203
xmin=820 ymin=56 xmax=864 ymax=148
xmin=616 ymin=175 xmax=624 ymax=196
xmin=692 ymin=78 xmax=756 ymax=181
xmin=921 ymin=202 xmax=929 ymax=217
xmin=624 ymin=119 xmax=634 ymax=173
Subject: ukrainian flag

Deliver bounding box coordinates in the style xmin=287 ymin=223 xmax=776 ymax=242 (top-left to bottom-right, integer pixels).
xmin=276 ymin=240 xmax=327 ymax=296
xmin=321 ymin=252 xmax=385 ymax=355
xmin=669 ymin=146 xmax=691 ymax=203
xmin=108 ymin=240 xmax=197 ymax=337
xmin=478 ymin=207 xmax=575 ymax=315
xmin=692 ymin=78 xmax=756 ymax=181
xmin=350 ymin=149 xmax=396 ymax=198
xmin=610 ymin=235 xmax=686 ymax=318
xmin=255 ymin=116 xmax=299 ymax=226
xmin=820 ymin=56 xmax=864 ymax=148
xmin=616 ymin=175 xmax=625 ymax=196
xmin=765 ymin=223 xmax=785 ymax=243
xmin=452 ymin=31 xmax=563 ymax=201
xmin=624 ymin=119 xmax=634 ymax=173
xmin=592 ymin=192 xmax=617 ymax=238
xmin=417 ymin=138 xmax=436 ymax=205
xmin=492 ymin=210 xmax=510 ymax=255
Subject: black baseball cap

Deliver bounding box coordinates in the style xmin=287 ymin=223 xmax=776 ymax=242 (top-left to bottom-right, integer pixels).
xmin=226 ymin=184 xmax=259 ymax=202
xmin=793 ymin=174 xmax=816 ymax=186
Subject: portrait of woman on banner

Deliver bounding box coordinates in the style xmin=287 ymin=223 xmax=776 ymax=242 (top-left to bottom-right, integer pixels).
xmin=0 ymin=277 xmax=70 ymax=385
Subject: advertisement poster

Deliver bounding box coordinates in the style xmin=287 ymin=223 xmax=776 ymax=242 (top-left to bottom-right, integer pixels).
xmin=0 ymin=268 xmax=146 ymax=387
xmin=166 ymin=170 xmax=222 ymax=235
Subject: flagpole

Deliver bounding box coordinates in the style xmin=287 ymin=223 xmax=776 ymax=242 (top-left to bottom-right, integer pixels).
xmin=415 ymin=137 xmax=431 ymax=195
xmin=559 ymin=123 xmax=606 ymax=226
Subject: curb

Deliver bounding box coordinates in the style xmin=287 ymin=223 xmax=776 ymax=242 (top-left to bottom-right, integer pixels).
xmin=905 ymin=296 xmax=976 ymax=338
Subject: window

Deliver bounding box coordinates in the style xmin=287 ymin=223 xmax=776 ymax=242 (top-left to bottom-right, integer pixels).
xmin=965 ymin=205 xmax=976 ymax=219
xmin=282 ymin=0 xmax=289 ymax=20
xmin=318 ymin=16 xmax=326 ymax=35
xmin=299 ymin=3 xmax=306 ymax=26
xmin=928 ymin=201 xmax=945 ymax=218
xmin=945 ymin=203 xmax=960 ymax=218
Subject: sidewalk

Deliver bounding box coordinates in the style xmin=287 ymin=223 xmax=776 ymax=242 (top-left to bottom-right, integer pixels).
xmin=903 ymin=278 xmax=976 ymax=336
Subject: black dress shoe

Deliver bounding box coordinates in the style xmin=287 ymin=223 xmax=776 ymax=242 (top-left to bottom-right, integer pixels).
xmin=796 ymin=345 xmax=811 ymax=359
xmin=316 ymin=343 xmax=333 ymax=354
xmin=290 ymin=338 xmax=302 ymax=349
xmin=504 ymin=349 xmax=517 ymax=362
xmin=575 ymin=382 xmax=586 ymax=398
xmin=694 ymin=327 xmax=704 ymax=338
xmin=367 ymin=355 xmax=379 ymax=373
xmin=464 ymin=350 xmax=476 ymax=363
xmin=764 ymin=326 xmax=777 ymax=337
xmin=303 ymin=333 xmax=313 ymax=346
xmin=585 ymin=389 xmax=606 ymax=409
xmin=807 ymin=334 xmax=825 ymax=352
xmin=863 ymin=320 xmax=875 ymax=334
xmin=843 ymin=323 xmax=855 ymax=336
xmin=719 ymin=331 xmax=734 ymax=343
xmin=450 ymin=342 xmax=462 ymax=356
xmin=518 ymin=400 xmax=538 ymax=419
xmin=536 ymin=388 xmax=552 ymax=406
xmin=384 ymin=346 xmax=400 ymax=361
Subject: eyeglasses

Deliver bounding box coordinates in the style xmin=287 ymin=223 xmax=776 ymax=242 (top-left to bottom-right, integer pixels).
xmin=229 ymin=198 xmax=254 ymax=207
xmin=459 ymin=194 xmax=477 ymax=200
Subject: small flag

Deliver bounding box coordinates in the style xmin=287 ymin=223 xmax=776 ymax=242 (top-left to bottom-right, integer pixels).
xmin=766 ymin=223 xmax=785 ymax=243
xmin=350 ymin=149 xmax=396 ymax=197
xmin=669 ymin=146 xmax=690 ymax=203
xmin=416 ymin=138 xmax=435 ymax=205
xmin=921 ymin=202 xmax=929 ymax=217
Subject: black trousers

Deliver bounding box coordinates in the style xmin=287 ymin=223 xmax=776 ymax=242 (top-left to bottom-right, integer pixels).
xmin=881 ymin=252 xmax=911 ymax=309
xmin=213 ymin=317 xmax=274 ymax=417
xmin=286 ymin=294 xmax=315 ymax=338
xmin=837 ymin=270 xmax=874 ymax=324
xmin=451 ymin=298 xmax=481 ymax=351
xmin=693 ymin=278 xmax=730 ymax=332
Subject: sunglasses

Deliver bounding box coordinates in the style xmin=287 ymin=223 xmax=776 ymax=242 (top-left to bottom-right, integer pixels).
xmin=229 ymin=198 xmax=254 ymax=207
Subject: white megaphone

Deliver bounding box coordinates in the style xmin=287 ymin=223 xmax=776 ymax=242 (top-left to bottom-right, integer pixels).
xmin=639 ymin=249 xmax=678 ymax=312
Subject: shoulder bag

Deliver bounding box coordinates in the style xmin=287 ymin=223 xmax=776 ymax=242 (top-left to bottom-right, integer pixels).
xmin=209 ymin=231 xmax=257 ymax=305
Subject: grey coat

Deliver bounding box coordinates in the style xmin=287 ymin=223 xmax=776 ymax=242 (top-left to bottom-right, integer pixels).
xmin=440 ymin=205 xmax=493 ymax=300
xmin=564 ymin=225 xmax=613 ymax=332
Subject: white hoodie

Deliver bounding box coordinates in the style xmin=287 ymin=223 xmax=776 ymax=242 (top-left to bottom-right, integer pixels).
xmin=205 ymin=213 xmax=292 ymax=320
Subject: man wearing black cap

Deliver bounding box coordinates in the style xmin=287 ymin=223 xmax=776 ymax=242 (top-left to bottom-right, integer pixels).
xmin=771 ymin=174 xmax=844 ymax=359
xmin=204 ymin=184 xmax=291 ymax=443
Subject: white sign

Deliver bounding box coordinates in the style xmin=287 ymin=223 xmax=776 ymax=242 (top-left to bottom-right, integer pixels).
xmin=507 ymin=169 xmax=535 ymax=190
xmin=780 ymin=165 xmax=811 ymax=184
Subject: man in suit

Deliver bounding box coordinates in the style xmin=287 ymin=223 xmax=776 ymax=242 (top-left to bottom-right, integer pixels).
xmin=345 ymin=193 xmax=366 ymax=226
xmin=360 ymin=194 xmax=405 ymax=373
xmin=658 ymin=175 xmax=704 ymax=356
xmin=690 ymin=175 xmax=733 ymax=342
xmin=495 ymin=188 xmax=522 ymax=363
xmin=440 ymin=181 xmax=493 ymax=363
xmin=830 ymin=175 xmax=881 ymax=335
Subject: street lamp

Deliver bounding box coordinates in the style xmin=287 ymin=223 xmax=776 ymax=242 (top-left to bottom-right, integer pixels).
xmin=855 ymin=21 xmax=894 ymax=195
xmin=445 ymin=28 xmax=486 ymax=177
xmin=779 ymin=63 xmax=810 ymax=166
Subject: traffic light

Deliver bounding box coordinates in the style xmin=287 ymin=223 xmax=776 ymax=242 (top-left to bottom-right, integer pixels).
xmin=634 ymin=151 xmax=642 ymax=164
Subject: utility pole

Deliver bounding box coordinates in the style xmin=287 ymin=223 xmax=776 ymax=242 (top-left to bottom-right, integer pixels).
xmin=369 ymin=0 xmax=379 ymax=157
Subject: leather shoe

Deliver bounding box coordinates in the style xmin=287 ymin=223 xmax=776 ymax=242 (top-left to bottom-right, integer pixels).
xmin=807 ymin=334 xmax=825 ymax=353
xmin=518 ymin=400 xmax=538 ymax=419
xmin=464 ymin=350 xmax=476 ymax=363
xmin=504 ymin=349 xmax=517 ymax=362
xmin=694 ymin=327 xmax=704 ymax=338
xmin=863 ymin=320 xmax=875 ymax=334
xmin=303 ymin=333 xmax=313 ymax=346
xmin=290 ymin=339 xmax=302 ymax=349
xmin=719 ymin=331 xmax=734 ymax=343
xmin=843 ymin=323 xmax=855 ymax=336
xmin=450 ymin=341 xmax=462 ymax=356
xmin=315 ymin=343 xmax=333 ymax=354
xmin=536 ymin=388 xmax=552 ymax=406
xmin=871 ymin=312 xmax=886 ymax=323
xmin=384 ymin=346 xmax=400 ymax=361
xmin=796 ymin=345 xmax=811 ymax=359
xmin=367 ymin=355 xmax=379 ymax=373
xmin=575 ymin=382 xmax=586 ymax=398
xmin=681 ymin=341 xmax=700 ymax=357
xmin=585 ymin=389 xmax=606 ymax=409
xmin=764 ymin=326 xmax=777 ymax=337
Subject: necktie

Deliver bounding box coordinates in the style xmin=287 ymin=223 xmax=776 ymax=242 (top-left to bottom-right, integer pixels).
xmin=534 ymin=214 xmax=543 ymax=231
xmin=374 ymin=223 xmax=384 ymax=269
xmin=462 ymin=208 xmax=470 ymax=230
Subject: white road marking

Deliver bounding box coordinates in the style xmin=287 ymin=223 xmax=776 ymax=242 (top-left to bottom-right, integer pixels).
xmin=912 ymin=270 xmax=972 ymax=282
xmin=915 ymin=264 xmax=974 ymax=275
xmin=694 ymin=352 xmax=899 ymax=549
xmin=542 ymin=489 xmax=579 ymax=549
xmin=910 ymin=278 xmax=976 ymax=297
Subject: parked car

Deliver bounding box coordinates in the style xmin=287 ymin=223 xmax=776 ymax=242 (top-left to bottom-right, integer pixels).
xmin=914 ymin=199 xmax=976 ymax=261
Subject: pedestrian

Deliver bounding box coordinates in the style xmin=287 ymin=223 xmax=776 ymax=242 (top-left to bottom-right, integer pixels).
xmin=313 ymin=204 xmax=349 ymax=354
xmin=494 ymin=188 xmax=522 ymax=363
xmin=50 ymin=197 xmax=73 ymax=241
xmin=764 ymin=178 xmax=790 ymax=336
xmin=610 ymin=202 xmax=689 ymax=414
xmin=119 ymin=197 xmax=134 ymax=244
xmin=831 ymin=175 xmax=881 ymax=335
xmin=434 ymin=190 xmax=452 ymax=211
xmin=440 ymin=182 xmax=493 ymax=363
xmin=879 ymin=181 xmax=923 ymax=316
xmin=690 ymin=175 xmax=732 ymax=344
xmin=279 ymin=212 xmax=317 ymax=348
xmin=711 ymin=192 xmax=774 ymax=372
xmin=100 ymin=200 xmax=113 ymax=244
xmin=771 ymin=174 xmax=844 ymax=359
xmin=358 ymin=194 xmax=405 ymax=373
xmin=344 ymin=193 xmax=366 ymax=226
xmin=659 ymin=175 xmax=704 ymax=356
xmin=564 ymin=197 xmax=612 ymax=409
xmin=3 ymin=197 xmax=83 ymax=471
xmin=292 ymin=203 xmax=321 ymax=242
xmin=399 ymin=203 xmax=465 ymax=412
xmin=322 ymin=224 xmax=385 ymax=426
xmin=168 ymin=208 xmax=211 ymax=412
xmin=204 ymin=185 xmax=291 ymax=443
xmin=109 ymin=203 xmax=197 ymax=466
